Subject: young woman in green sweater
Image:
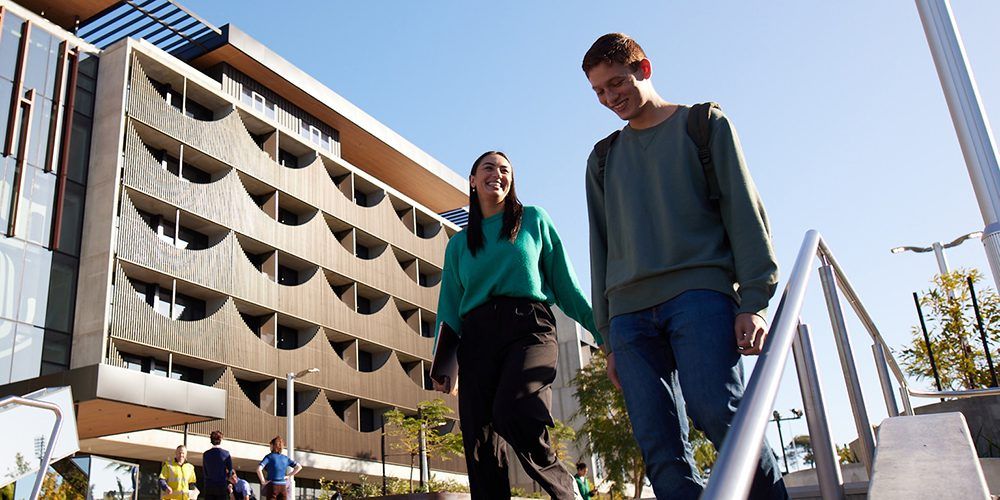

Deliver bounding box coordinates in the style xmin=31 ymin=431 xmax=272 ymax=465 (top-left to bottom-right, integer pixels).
xmin=433 ymin=151 xmax=602 ymax=499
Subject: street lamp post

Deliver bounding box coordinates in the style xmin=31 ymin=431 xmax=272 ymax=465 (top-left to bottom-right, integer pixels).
xmin=287 ymin=368 xmax=319 ymax=499
xmin=915 ymin=0 xmax=1000 ymax=292
xmin=770 ymin=409 xmax=803 ymax=474
xmin=891 ymin=231 xmax=983 ymax=297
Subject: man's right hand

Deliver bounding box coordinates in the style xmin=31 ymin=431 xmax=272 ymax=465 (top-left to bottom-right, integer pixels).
xmin=606 ymin=352 xmax=622 ymax=391
xmin=165 ymin=486 xmax=173 ymax=495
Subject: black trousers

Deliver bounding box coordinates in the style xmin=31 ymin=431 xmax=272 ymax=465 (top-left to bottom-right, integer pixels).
xmin=458 ymin=297 xmax=576 ymax=500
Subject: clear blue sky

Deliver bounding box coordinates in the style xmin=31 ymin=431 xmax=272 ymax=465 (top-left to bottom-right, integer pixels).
xmin=180 ymin=0 xmax=999 ymax=466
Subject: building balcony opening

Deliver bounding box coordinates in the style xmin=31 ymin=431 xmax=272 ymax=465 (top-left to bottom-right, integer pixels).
xmin=418 ymin=263 xmax=442 ymax=287
xmin=135 ymin=207 xmax=218 ymax=251
xmin=356 ymin=343 xmax=390 ymax=373
xmin=353 ymin=176 xmax=385 ymax=208
xmin=354 ymin=230 xmax=387 ymax=260
xmin=276 ymin=385 xmax=319 ymax=417
xmin=118 ymin=349 xmax=205 ymax=384
xmin=355 ymin=284 xmax=389 ymax=315
xmin=415 ymin=211 xmax=444 ymax=239
xmin=124 ymin=269 xmax=225 ymax=321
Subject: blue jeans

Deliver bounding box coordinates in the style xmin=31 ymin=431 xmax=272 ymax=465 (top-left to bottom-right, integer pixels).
xmin=610 ymin=289 xmax=788 ymax=500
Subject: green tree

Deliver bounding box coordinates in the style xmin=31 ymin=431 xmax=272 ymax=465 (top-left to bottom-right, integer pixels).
xmin=899 ymin=269 xmax=1000 ymax=390
xmin=689 ymin=427 xmax=717 ymax=476
xmin=836 ymin=444 xmax=858 ymax=465
xmin=786 ymin=435 xmax=813 ymax=469
xmin=571 ymin=350 xmax=644 ymax=499
xmin=549 ymin=419 xmax=577 ymax=470
xmin=382 ymin=399 xmax=464 ymax=492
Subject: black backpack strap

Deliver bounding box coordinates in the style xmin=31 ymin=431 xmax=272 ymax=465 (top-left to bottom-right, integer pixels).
xmin=686 ymin=102 xmax=722 ymax=202
xmin=593 ymin=129 xmax=621 ymax=187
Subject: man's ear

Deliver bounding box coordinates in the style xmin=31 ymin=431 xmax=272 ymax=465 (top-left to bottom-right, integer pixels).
xmin=638 ymin=59 xmax=652 ymax=80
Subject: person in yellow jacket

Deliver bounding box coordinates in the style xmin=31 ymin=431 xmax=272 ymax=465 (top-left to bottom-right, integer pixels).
xmin=159 ymin=445 xmax=198 ymax=499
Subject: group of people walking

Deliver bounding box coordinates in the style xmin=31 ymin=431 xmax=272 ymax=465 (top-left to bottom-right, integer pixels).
xmin=158 ymin=432 xmax=300 ymax=500
xmin=163 ymin=31 xmax=786 ymax=500
xmin=431 ymin=33 xmax=789 ymax=500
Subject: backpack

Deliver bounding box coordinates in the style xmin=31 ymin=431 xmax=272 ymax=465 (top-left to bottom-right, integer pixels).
xmin=592 ymin=102 xmax=721 ymax=203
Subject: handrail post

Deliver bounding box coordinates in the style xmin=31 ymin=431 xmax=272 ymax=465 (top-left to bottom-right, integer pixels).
xmin=701 ymin=230 xmax=820 ymax=500
xmin=899 ymin=387 xmax=914 ymax=415
xmin=793 ymin=323 xmax=845 ymax=500
xmin=0 ymin=396 xmax=64 ymax=500
xmin=818 ymin=263 xmax=876 ymax=474
xmin=872 ymin=343 xmax=901 ymax=417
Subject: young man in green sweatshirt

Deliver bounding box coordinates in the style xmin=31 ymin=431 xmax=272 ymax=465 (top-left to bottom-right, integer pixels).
xmin=582 ymin=33 xmax=788 ymax=499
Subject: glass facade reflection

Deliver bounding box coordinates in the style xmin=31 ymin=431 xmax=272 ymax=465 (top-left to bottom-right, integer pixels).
xmin=6 ymin=455 xmax=138 ymax=500
xmin=0 ymin=9 xmax=97 ymax=384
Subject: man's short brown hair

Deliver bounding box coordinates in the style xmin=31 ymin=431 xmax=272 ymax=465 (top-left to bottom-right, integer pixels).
xmin=582 ymin=33 xmax=647 ymax=74
xmin=210 ymin=430 xmax=223 ymax=445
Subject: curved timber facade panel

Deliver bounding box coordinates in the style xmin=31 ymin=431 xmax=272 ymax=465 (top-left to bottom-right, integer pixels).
xmin=121 ymin=123 xmax=439 ymax=311
xmin=127 ymin=59 xmax=450 ymax=266
xmin=115 ymin=193 xmax=435 ymax=359
xmin=171 ymin=368 xmax=461 ymax=472
xmin=108 ymin=263 xmax=453 ymax=410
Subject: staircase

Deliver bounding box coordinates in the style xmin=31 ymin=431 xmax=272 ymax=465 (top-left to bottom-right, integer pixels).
xmin=698 ymin=231 xmax=1000 ymax=500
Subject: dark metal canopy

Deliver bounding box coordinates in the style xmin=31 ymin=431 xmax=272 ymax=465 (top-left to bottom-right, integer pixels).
xmin=76 ymin=0 xmax=220 ymax=54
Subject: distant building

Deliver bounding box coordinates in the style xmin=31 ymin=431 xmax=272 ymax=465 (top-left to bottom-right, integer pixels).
xmin=0 ymin=0 xmax=469 ymax=496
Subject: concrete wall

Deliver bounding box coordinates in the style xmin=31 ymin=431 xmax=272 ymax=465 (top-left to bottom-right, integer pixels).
xmin=70 ymin=39 xmax=131 ymax=368
xmin=915 ymin=395 xmax=1000 ymax=458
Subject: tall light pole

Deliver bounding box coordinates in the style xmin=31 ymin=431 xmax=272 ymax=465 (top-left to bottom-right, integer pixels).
xmin=915 ymin=0 xmax=1000 ymax=291
xmin=287 ymin=368 xmax=319 ymax=499
xmin=891 ymin=230 xmax=983 ymax=297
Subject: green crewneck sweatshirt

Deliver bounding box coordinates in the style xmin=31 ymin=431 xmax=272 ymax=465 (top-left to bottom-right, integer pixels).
xmin=435 ymin=206 xmax=602 ymax=345
xmin=586 ymin=105 xmax=778 ymax=346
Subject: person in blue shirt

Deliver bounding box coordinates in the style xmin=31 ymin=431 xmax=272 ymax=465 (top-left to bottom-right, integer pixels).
xmin=256 ymin=436 xmax=302 ymax=500
xmin=229 ymin=470 xmax=252 ymax=500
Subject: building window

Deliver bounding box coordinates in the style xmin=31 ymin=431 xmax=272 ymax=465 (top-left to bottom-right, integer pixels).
xmin=277 ymin=325 xmax=298 ymax=350
xmin=300 ymin=120 xmax=333 ymax=153
xmin=118 ymin=351 xmax=203 ymax=383
xmin=184 ymin=97 xmax=212 ymax=121
xmin=355 ymin=243 xmax=370 ymax=260
xmin=358 ymin=350 xmax=373 ymax=372
xmin=241 ymin=87 xmax=275 ymax=119
xmin=173 ymin=291 xmax=205 ymax=321
xmin=356 ymin=296 xmax=371 ymax=314
xmin=277 ymin=149 xmax=298 ymax=168
xmin=360 ymin=407 xmax=378 ymax=432
xmin=277 ymin=265 xmax=298 ymax=285
xmin=277 ymin=207 xmax=298 ymax=225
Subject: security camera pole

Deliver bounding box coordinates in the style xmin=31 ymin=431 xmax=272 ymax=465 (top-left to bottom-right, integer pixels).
xmin=916 ymin=0 xmax=1000 ymax=291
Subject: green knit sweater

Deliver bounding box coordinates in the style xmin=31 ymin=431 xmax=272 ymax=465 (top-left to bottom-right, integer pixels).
xmin=586 ymin=105 xmax=779 ymax=345
xmin=435 ymin=206 xmax=602 ymax=345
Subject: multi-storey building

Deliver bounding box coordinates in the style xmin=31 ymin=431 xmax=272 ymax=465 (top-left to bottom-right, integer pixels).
xmin=0 ymin=0 xmax=470 ymax=497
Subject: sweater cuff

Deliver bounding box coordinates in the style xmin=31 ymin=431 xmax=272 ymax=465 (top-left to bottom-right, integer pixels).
xmin=736 ymin=286 xmax=770 ymax=318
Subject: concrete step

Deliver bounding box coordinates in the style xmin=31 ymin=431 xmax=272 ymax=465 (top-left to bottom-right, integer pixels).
xmin=868 ymin=412 xmax=989 ymax=499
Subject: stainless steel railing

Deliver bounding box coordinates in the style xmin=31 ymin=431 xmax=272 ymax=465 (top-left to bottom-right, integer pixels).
xmin=0 ymin=396 xmax=64 ymax=500
xmin=702 ymin=230 xmax=1000 ymax=500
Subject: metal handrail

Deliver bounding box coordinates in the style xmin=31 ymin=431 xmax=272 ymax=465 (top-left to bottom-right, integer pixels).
xmin=0 ymin=396 xmax=64 ymax=500
xmin=702 ymin=230 xmax=1000 ymax=500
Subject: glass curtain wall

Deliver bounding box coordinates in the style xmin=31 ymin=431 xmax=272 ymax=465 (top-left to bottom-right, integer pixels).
xmin=0 ymin=9 xmax=97 ymax=384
